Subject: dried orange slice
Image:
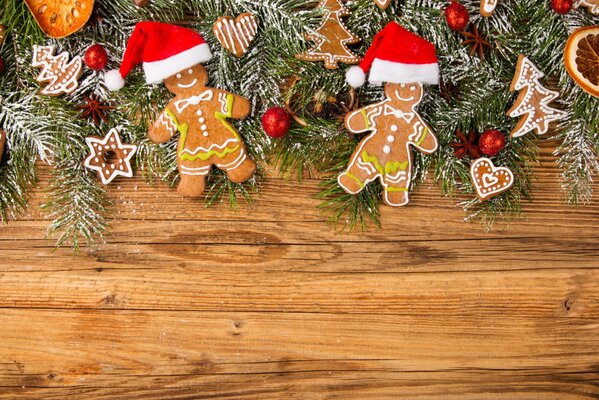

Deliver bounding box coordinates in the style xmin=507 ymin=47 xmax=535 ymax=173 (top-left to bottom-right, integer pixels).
xmin=24 ymin=0 xmax=94 ymax=38
xmin=564 ymin=25 xmax=599 ymax=98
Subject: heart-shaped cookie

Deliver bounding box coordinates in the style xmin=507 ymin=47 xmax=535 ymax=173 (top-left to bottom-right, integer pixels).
xmin=470 ymin=157 xmax=514 ymax=201
xmin=373 ymin=0 xmax=392 ymax=9
xmin=24 ymin=0 xmax=94 ymax=38
xmin=480 ymin=0 xmax=498 ymax=16
xmin=213 ymin=13 xmax=258 ymax=58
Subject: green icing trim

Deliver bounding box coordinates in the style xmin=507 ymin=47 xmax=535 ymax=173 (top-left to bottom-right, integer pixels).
xmin=168 ymin=95 xmax=243 ymax=162
xmin=415 ymin=126 xmax=429 ymax=146
xmin=179 ymin=145 xmax=240 ymax=162
xmin=215 ymin=94 xmax=240 ymax=140
xmin=345 ymin=172 xmax=364 ymax=188
xmin=361 ymin=151 xmax=409 ymax=176
xmin=360 ymin=109 xmax=370 ymax=129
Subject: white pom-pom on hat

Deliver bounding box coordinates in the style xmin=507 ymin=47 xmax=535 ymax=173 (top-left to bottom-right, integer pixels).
xmin=346 ymin=66 xmax=366 ymax=88
xmin=105 ymin=69 xmax=125 ymax=91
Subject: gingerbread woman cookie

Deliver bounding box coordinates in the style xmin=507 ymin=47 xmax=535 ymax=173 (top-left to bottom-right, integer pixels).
xmin=338 ymin=82 xmax=439 ymax=207
xmin=150 ymin=64 xmax=256 ymax=197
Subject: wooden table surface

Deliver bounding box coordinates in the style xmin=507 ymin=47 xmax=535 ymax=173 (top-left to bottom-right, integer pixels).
xmin=0 ymin=141 xmax=598 ymax=399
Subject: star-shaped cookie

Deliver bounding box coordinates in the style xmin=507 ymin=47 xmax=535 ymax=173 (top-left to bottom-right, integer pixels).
xmin=84 ymin=128 xmax=137 ymax=185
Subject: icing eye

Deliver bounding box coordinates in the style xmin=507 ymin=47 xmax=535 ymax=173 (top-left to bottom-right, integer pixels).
xmin=401 ymin=83 xmax=406 ymax=88
xmin=176 ymin=73 xmax=182 ymax=79
xmin=410 ymin=86 xmax=416 ymax=91
xmin=188 ymin=69 xmax=193 ymax=74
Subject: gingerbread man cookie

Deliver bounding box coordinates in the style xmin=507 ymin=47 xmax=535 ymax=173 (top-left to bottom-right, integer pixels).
xmin=338 ymin=83 xmax=439 ymax=207
xmin=150 ymin=64 xmax=256 ymax=197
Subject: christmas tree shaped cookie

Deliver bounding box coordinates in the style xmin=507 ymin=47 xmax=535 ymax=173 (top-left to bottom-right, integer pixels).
xmin=296 ymin=0 xmax=361 ymax=70
xmin=340 ymin=22 xmax=440 ymax=207
xmin=507 ymin=54 xmax=567 ymax=138
xmin=32 ymin=45 xmax=82 ymax=96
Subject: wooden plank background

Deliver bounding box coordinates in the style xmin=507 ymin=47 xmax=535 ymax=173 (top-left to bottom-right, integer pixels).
xmin=0 ymin=140 xmax=598 ymax=399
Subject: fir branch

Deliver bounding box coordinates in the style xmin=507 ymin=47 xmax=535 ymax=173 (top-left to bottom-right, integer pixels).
xmin=43 ymin=160 xmax=110 ymax=250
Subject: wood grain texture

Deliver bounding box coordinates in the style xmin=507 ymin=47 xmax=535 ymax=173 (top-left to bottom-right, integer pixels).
xmin=0 ymin=140 xmax=598 ymax=399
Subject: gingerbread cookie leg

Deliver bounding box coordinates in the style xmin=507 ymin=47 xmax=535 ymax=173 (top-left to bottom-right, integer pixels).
xmin=382 ymin=166 xmax=410 ymax=207
xmin=215 ymin=147 xmax=256 ymax=183
xmin=338 ymin=156 xmax=378 ymax=194
xmin=178 ymin=173 xmax=207 ymax=197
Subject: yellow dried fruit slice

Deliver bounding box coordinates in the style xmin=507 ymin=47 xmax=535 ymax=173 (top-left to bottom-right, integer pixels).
xmin=24 ymin=0 xmax=94 ymax=38
xmin=564 ymin=25 xmax=599 ymax=98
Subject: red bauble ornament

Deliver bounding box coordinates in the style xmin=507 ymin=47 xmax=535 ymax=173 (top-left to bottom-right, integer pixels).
xmin=478 ymin=129 xmax=506 ymax=157
xmin=84 ymin=44 xmax=108 ymax=71
xmin=551 ymin=0 xmax=573 ymax=14
xmin=262 ymin=107 xmax=291 ymax=138
xmin=445 ymin=1 xmax=470 ymax=31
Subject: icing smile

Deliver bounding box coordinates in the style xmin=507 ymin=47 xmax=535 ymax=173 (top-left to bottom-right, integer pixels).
xmin=394 ymin=90 xmax=415 ymax=101
xmin=178 ymin=79 xmax=198 ymax=89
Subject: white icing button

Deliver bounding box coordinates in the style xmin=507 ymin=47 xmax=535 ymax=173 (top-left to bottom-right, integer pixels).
xmin=387 ymin=135 xmax=395 ymax=143
xmin=383 ymin=145 xmax=391 ymax=154
xmin=196 ymin=110 xmax=203 ymax=116
xmin=391 ymin=125 xmax=398 ymax=132
xmin=199 ymin=118 xmax=205 ymax=123
xmin=201 ymin=125 xmax=207 ymax=130
xmin=203 ymin=132 xmax=209 ymax=137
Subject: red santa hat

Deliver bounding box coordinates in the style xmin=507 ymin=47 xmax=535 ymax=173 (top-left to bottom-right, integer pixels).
xmin=105 ymin=21 xmax=212 ymax=91
xmin=346 ymin=22 xmax=439 ymax=88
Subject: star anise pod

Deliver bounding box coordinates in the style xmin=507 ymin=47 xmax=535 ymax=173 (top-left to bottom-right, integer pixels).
xmin=451 ymin=129 xmax=482 ymax=159
xmin=460 ymin=25 xmax=492 ymax=60
xmin=75 ymin=94 xmax=114 ymax=126
xmin=439 ymin=80 xmax=460 ymax=103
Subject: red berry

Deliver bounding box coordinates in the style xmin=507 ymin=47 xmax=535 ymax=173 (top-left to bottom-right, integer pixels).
xmin=262 ymin=107 xmax=291 ymax=138
xmin=84 ymin=44 xmax=108 ymax=71
xmin=478 ymin=129 xmax=506 ymax=157
xmin=551 ymin=0 xmax=572 ymax=13
xmin=445 ymin=2 xmax=470 ymax=31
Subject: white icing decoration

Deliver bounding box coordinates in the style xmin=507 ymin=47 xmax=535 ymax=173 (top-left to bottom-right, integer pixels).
xmin=84 ymin=128 xmax=138 ymax=185
xmin=508 ymin=55 xmax=567 ymax=138
xmin=31 ymin=45 xmax=82 ymax=96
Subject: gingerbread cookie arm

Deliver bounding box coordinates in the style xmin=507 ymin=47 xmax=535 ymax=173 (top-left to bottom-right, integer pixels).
xmin=410 ymin=117 xmax=438 ymax=154
xmin=344 ymin=105 xmax=377 ymax=134
xmin=228 ymin=93 xmax=251 ymax=119
xmin=149 ymin=101 xmax=180 ymax=144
